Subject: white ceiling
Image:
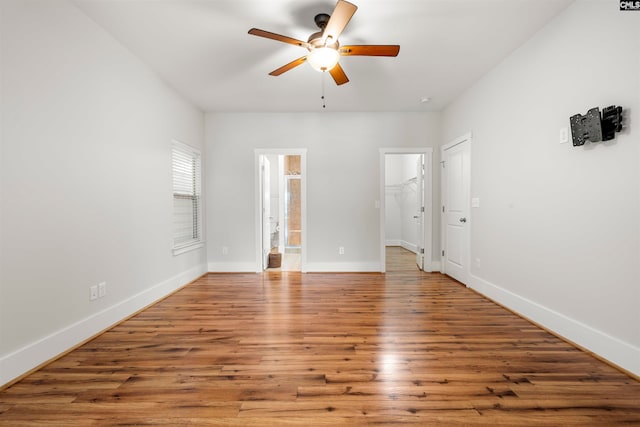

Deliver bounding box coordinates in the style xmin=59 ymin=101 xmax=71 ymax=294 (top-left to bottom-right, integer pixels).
xmin=73 ymin=0 xmax=574 ymax=113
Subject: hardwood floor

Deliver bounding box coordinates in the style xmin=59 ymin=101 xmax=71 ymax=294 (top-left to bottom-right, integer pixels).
xmin=385 ymin=245 xmax=423 ymax=273
xmin=266 ymin=249 xmax=301 ymax=272
xmin=1 ymin=247 xmax=639 ymax=425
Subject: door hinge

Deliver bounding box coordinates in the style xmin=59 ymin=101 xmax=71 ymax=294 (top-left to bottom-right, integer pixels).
xmin=442 ymin=205 xmax=445 ymax=213
xmin=442 ymin=250 xmax=445 ymax=256
xmin=420 ymin=248 xmax=425 ymax=254
xmin=421 ymin=206 xmax=425 ymax=212
xmin=441 ymin=161 xmax=445 ymax=168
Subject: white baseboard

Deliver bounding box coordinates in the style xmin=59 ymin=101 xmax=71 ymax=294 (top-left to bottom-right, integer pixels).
xmin=385 ymin=241 xmax=418 ymax=253
xmin=469 ymin=273 xmax=640 ymax=377
xmin=0 ymin=264 xmax=207 ymax=388
xmin=208 ymin=261 xmax=384 ymax=273
xmin=208 ymin=262 xmax=259 ymax=273
xmin=400 ymin=240 xmax=417 ymax=253
xmin=305 ymin=262 xmax=382 ymax=273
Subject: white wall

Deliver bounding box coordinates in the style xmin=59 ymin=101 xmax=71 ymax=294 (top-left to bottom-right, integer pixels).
xmin=441 ymin=0 xmax=640 ymax=376
xmin=206 ymin=112 xmax=440 ymax=272
xmin=385 ymin=156 xmax=404 ymax=246
xmin=0 ymin=0 xmax=206 ymax=386
xmin=384 ymin=188 xmax=402 ymax=245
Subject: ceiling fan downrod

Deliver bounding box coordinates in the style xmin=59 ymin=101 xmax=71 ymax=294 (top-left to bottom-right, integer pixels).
xmin=314 ymin=13 xmax=331 ymax=29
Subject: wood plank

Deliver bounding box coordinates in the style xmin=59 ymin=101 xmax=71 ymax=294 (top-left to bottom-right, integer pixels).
xmin=0 ymin=247 xmax=638 ymax=424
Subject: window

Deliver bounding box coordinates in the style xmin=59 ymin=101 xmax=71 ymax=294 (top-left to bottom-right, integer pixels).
xmin=172 ymin=140 xmax=203 ymax=255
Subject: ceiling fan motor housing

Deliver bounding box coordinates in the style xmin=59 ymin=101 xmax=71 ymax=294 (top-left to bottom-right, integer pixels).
xmin=308 ymin=13 xmax=339 ymax=50
xmin=307 ymin=31 xmax=339 ymax=50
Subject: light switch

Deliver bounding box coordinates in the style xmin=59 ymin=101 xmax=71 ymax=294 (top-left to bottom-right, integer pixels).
xmin=559 ymin=127 xmax=569 ymax=143
xmin=471 ymin=197 xmax=480 ymax=208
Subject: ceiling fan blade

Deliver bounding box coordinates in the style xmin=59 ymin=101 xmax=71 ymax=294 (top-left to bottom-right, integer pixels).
xmin=248 ymin=28 xmax=309 ymax=48
xmin=269 ymin=56 xmax=308 ymax=76
xmin=321 ymin=0 xmax=357 ymax=45
xmin=329 ymin=63 xmax=349 ymax=85
xmin=340 ymin=45 xmax=400 ymax=57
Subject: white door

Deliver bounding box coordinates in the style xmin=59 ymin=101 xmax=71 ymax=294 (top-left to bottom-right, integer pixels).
xmin=441 ymin=136 xmax=470 ymax=284
xmin=261 ymin=156 xmax=271 ymax=269
xmin=415 ymin=155 xmax=425 ymax=270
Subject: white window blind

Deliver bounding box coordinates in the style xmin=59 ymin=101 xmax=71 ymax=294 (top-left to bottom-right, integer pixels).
xmin=172 ymin=141 xmax=202 ymax=254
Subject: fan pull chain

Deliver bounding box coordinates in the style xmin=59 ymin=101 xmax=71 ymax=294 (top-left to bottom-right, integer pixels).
xmin=321 ymin=71 xmax=326 ymax=109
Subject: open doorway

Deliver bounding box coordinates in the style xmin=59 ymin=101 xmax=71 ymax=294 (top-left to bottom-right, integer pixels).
xmin=379 ymin=148 xmax=433 ymax=273
xmin=281 ymin=155 xmax=302 ymax=271
xmin=255 ymin=149 xmax=307 ymax=272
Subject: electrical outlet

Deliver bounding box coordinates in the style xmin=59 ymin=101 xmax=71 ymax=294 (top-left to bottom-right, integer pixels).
xmin=98 ymin=282 xmax=106 ymax=298
xmin=222 ymin=246 xmax=229 ymax=255
xmin=90 ymin=285 xmax=98 ymax=301
xmin=339 ymin=246 xmax=345 ymax=255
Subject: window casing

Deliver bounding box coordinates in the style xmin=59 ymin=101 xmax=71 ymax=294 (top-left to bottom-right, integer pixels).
xmin=172 ymin=141 xmax=203 ymax=255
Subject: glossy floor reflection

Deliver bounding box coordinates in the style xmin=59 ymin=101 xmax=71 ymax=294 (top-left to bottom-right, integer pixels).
xmin=1 ymin=249 xmax=639 ymax=425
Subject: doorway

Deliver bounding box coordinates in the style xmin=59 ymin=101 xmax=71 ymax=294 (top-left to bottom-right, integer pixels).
xmin=255 ymin=149 xmax=307 ymax=272
xmin=379 ymin=148 xmax=433 ymax=273
xmin=281 ymin=155 xmax=302 ymax=270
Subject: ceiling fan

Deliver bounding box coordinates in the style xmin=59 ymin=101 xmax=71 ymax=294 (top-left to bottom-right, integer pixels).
xmin=248 ymin=0 xmax=400 ymax=85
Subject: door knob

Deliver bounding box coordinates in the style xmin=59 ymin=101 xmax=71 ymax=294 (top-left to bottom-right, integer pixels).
xmin=459 ymin=217 xmax=467 ymax=223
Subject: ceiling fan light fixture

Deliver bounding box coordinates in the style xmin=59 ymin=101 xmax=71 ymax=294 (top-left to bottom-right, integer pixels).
xmin=307 ymin=47 xmax=340 ymax=72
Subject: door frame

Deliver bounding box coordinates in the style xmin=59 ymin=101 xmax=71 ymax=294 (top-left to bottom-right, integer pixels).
xmin=379 ymin=147 xmax=434 ymax=273
xmin=440 ymin=132 xmax=472 ymax=284
xmin=255 ymin=148 xmax=307 ymax=273
xmin=415 ymin=154 xmax=425 ymax=269
xmin=260 ymin=156 xmax=272 ymax=269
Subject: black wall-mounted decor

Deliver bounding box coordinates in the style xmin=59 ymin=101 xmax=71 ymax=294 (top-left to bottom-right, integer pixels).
xmin=601 ymin=105 xmax=623 ymax=141
xmin=570 ymin=105 xmax=623 ymax=146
